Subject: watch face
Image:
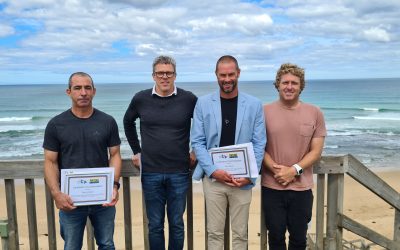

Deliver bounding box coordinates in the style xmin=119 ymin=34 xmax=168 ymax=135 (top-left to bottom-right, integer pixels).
xmin=299 ymin=168 xmax=303 ymax=174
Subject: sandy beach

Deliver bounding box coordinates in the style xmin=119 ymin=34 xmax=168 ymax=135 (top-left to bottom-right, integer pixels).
xmin=1 ymin=169 xmax=399 ymax=249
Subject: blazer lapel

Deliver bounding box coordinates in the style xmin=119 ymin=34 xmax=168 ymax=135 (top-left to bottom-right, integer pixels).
xmin=235 ymin=93 xmax=247 ymax=143
xmin=211 ymin=91 xmax=222 ymax=144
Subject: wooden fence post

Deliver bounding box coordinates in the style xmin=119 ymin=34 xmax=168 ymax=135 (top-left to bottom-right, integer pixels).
xmin=315 ymin=173 xmax=326 ymax=250
xmin=25 ymin=179 xmax=39 ymax=250
xmin=122 ymin=177 xmax=133 ymax=250
xmin=44 ymin=184 xmax=57 ymax=250
xmin=325 ymin=173 xmax=340 ymax=250
xmin=5 ymin=179 xmax=19 ymax=250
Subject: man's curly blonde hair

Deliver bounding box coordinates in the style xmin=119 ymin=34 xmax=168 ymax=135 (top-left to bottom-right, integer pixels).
xmin=274 ymin=63 xmax=305 ymax=92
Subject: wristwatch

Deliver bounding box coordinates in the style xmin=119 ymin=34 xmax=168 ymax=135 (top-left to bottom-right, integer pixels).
xmin=292 ymin=164 xmax=303 ymax=176
xmin=113 ymin=181 xmax=121 ymax=190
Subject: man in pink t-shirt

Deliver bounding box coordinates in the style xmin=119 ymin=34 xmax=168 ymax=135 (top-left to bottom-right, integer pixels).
xmin=261 ymin=63 xmax=326 ymax=250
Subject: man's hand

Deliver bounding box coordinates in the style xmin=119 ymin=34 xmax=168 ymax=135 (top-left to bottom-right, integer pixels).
xmin=211 ymin=169 xmax=233 ymax=185
xmin=54 ymin=192 xmax=76 ymax=211
xmin=273 ymin=164 xmax=296 ymax=186
xmin=189 ymin=151 xmax=197 ymax=169
xmin=231 ymin=177 xmax=251 ymax=187
xmin=103 ymin=186 xmax=119 ymax=207
xmin=131 ymin=153 xmax=141 ymax=169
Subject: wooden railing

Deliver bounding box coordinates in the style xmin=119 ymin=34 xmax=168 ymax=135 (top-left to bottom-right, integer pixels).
xmin=309 ymin=155 xmax=400 ymax=250
xmin=0 ymin=155 xmax=399 ymax=249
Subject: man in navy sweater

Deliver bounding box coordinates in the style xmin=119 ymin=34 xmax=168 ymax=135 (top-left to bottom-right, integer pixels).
xmin=123 ymin=55 xmax=197 ymax=250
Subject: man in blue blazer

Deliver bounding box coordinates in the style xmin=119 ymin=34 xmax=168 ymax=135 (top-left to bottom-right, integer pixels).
xmin=191 ymin=55 xmax=266 ymax=249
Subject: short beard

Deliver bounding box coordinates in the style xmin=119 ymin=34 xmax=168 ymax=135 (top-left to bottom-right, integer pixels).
xmin=219 ymin=80 xmax=237 ymax=94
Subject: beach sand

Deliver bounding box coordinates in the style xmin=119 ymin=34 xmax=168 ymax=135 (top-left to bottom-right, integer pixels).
xmin=1 ymin=170 xmax=399 ymax=249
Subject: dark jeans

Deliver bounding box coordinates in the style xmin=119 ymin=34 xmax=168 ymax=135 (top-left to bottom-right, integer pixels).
xmin=262 ymin=187 xmax=313 ymax=250
xmin=141 ymin=172 xmax=189 ymax=250
xmin=59 ymin=205 xmax=116 ymax=250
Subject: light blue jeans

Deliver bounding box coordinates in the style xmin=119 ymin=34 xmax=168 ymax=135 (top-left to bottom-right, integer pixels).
xmin=59 ymin=205 xmax=116 ymax=250
xmin=141 ymin=172 xmax=189 ymax=250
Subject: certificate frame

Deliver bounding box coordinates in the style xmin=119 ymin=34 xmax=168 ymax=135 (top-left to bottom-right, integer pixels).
xmin=209 ymin=145 xmax=252 ymax=178
xmin=61 ymin=167 xmax=114 ymax=206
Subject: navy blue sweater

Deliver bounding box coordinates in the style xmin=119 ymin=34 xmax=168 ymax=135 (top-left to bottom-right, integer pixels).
xmin=123 ymin=88 xmax=197 ymax=173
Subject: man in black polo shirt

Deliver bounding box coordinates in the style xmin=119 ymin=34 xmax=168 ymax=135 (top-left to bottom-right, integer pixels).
xmin=123 ymin=55 xmax=197 ymax=250
xmin=43 ymin=72 xmax=122 ymax=249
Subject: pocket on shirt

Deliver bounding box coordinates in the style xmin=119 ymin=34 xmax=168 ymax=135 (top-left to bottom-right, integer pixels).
xmin=300 ymin=124 xmax=314 ymax=137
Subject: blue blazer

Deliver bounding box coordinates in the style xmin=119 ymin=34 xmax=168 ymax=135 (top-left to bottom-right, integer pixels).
xmin=191 ymin=91 xmax=266 ymax=189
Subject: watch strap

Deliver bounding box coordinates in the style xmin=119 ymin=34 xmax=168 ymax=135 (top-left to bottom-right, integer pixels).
xmin=292 ymin=164 xmax=303 ymax=176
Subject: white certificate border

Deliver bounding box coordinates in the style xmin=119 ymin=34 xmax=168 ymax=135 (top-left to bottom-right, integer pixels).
xmin=61 ymin=168 xmax=114 ymax=206
xmin=210 ymin=146 xmax=251 ymax=177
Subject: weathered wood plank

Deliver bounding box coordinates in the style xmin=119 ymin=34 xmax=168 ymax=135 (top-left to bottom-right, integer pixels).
xmin=313 ymin=156 xmax=346 ymax=174
xmin=44 ymin=184 xmax=57 ymax=250
xmin=86 ymin=219 xmax=95 ymax=250
xmin=120 ymin=160 xmax=140 ymax=177
xmin=25 ymin=179 xmax=39 ymax=250
xmin=337 ymin=173 xmax=344 ymax=250
xmin=315 ymin=174 xmax=325 ymax=250
xmin=394 ymin=209 xmax=400 ymax=246
xmin=122 ymin=177 xmax=133 ymax=250
xmin=224 ymin=206 xmax=230 ymax=250
xmin=339 ymin=214 xmax=400 ymax=249
xmin=307 ymin=234 xmax=316 ymax=250
xmin=325 ymin=174 xmax=340 ymax=250
xmin=346 ymin=154 xmax=400 ymax=210
xmin=0 ymin=159 xmax=139 ymax=179
xmin=5 ymin=179 xmax=19 ymax=250
xmin=0 ymin=161 xmax=43 ymax=179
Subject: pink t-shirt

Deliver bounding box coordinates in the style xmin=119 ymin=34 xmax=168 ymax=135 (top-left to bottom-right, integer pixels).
xmin=261 ymin=101 xmax=326 ymax=191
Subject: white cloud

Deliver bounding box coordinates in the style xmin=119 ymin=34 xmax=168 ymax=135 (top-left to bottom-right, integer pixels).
xmin=0 ymin=0 xmax=399 ymax=84
xmin=104 ymin=0 xmax=169 ymax=9
xmin=189 ymin=14 xmax=273 ymax=36
xmin=0 ymin=23 xmax=14 ymax=37
xmin=363 ymin=27 xmax=391 ymax=42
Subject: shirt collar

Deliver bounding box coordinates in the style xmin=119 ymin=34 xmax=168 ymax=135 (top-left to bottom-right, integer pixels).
xmin=152 ymin=85 xmax=177 ymax=97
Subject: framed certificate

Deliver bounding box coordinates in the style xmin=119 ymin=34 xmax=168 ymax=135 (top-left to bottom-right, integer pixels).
xmin=209 ymin=142 xmax=258 ymax=178
xmin=61 ymin=167 xmax=114 ymax=206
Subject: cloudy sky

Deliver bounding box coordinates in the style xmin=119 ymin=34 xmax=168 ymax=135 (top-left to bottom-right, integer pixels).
xmin=0 ymin=0 xmax=399 ymax=84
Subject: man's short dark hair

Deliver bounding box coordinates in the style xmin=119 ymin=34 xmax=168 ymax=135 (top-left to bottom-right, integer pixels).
xmin=68 ymin=72 xmax=94 ymax=89
xmin=215 ymin=55 xmax=240 ymax=73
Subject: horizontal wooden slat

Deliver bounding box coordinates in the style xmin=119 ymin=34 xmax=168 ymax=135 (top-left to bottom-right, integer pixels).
xmin=0 ymin=160 xmax=139 ymax=179
xmin=0 ymin=155 xmax=343 ymax=179
xmin=313 ymin=155 xmax=346 ymax=174
xmin=346 ymin=154 xmax=400 ymax=210
xmin=0 ymin=160 xmax=44 ymax=179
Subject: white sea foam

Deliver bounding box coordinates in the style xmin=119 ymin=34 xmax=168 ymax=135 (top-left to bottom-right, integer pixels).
xmin=0 ymin=125 xmax=39 ymax=132
xmin=362 ymin=108 xmax=380 ymax=111
xmin=0 ymin=117 xmax=32 ymax=122
xmin=353 ymin=116 xmax=400 ymax=121
xmin=324 ymin=145 xmax=339 ymax=149
xmin=328 ymin=130 xmax=364 ymax=136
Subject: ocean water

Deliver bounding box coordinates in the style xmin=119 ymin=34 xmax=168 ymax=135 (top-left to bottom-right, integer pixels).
xmin=0 ymin=78 xmax=399 ymax=168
